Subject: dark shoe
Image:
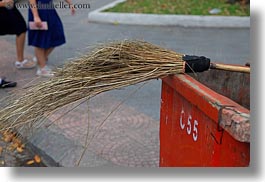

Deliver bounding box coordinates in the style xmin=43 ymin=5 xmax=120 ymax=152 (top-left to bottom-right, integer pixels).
xmin=0 ymin=79 xmax=17 ymax=88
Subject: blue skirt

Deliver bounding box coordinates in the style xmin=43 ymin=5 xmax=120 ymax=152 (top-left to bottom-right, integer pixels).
xmin=28 ymin=0 xmax=65 ymax=49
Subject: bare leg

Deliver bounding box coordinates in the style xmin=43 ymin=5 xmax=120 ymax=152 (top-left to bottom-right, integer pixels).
xmin=16 ymin=32 xmax=26 ymax=62
xmin=44 ymin=47 xmax=54 ymax=61
xmin=35 ymin=47 xmax=46 ymax=68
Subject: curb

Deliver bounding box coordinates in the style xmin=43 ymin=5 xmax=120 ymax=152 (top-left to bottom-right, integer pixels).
xmin=88 ymin=0 xmax=250 ymax=28
xmin=26 ymin=141 xmax=61 ymax=167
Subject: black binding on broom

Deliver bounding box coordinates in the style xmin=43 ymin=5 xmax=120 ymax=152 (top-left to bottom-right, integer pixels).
xmin=182 ymin=55 xmax=211 ymax=73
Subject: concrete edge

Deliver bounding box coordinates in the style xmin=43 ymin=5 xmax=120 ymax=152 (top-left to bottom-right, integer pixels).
xmin=91 ymin=0 xmax=127 ymax=13
xmin=88 ymin=0 xmax=250 ymax=28
xmin=26 ymin=141 xmax=61 ymax=167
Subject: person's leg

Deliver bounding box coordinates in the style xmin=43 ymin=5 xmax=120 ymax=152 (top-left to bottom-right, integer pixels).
xmin=35 ymin=47 xmax=46 ymax=68
xmin=35 ymin=47 xmax=54 ymax=77
xmin=16 ymin=32 xmax=26 ymax=62
xmin=33 ymin=47 xmax=54 ymax=63
xmin=15 ymin=32 xmax=36 ymax=68
xmin=44 ymin=47 xmax=54 ymax=61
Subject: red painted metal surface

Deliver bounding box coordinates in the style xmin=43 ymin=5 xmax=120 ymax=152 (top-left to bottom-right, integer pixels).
xmin=160 ymin=72 xmax=250 ymax=167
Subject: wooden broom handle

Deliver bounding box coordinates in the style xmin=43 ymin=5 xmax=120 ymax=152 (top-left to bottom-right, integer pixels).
xmin=210 ymin=63 xmax=250 ymax=73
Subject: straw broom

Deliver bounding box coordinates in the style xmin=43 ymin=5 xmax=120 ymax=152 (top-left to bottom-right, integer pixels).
xmin=0 ymin=40 xmax=185 ymax=131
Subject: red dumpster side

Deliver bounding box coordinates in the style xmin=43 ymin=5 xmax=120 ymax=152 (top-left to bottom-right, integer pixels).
xmin=160 ymin=74 xmax=250 ymax=167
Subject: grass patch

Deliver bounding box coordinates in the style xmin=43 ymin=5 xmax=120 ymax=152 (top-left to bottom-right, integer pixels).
xmin=104 ymin=0 xmax=249 ymax=16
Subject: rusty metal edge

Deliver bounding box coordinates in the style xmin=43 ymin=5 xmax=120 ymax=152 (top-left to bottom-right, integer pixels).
xmin=162 ymin=74 xmax=250 ymax=143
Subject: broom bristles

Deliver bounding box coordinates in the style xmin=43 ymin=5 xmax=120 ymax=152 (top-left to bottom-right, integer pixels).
xmin=0 ymin=40 xmax=184 ymax=131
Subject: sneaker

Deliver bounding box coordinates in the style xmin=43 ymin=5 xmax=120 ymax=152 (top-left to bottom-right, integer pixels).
xmin=0 ymin=78 xmax=17 ymax=88
xmin=36 ymin=66 xmax=54 ymax=77
xmin=15 ymin=59 xmax=36 ymax=69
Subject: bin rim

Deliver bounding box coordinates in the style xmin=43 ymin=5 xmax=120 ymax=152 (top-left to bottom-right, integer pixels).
xmin=162 ymin=74 xmax=250 ymax=143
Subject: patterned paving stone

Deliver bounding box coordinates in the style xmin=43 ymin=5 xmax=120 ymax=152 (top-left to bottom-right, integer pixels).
xmin=0 ymin=1 xmax=249 ymax=167
xmin=47 ymin=93 xmax=160 ymax=167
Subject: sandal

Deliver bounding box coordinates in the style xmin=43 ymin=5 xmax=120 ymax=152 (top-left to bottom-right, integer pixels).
xmin=0 ymin=78 xmax=17 ymax=88
xmin=15 ymin=59 xmax=36 ymax=69
xmin=36 ymin=66 xmax=54 ymax=77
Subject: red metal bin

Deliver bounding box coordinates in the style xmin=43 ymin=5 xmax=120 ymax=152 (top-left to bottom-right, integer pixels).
xmin=159 ymin=67 xmax=250 ymax=167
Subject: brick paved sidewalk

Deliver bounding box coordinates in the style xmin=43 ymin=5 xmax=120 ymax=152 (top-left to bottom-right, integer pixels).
xmin=0 ymin=39 xmax=36 ymax=88
xmin=0 ymin=0 xmax=250 ymax=167
xmin=0 ymin=38 xmax=160 ymax=167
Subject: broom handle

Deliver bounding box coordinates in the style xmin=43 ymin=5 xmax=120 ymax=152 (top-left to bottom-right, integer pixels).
xmin=210 ymin=63 xmax=250 ymax=73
